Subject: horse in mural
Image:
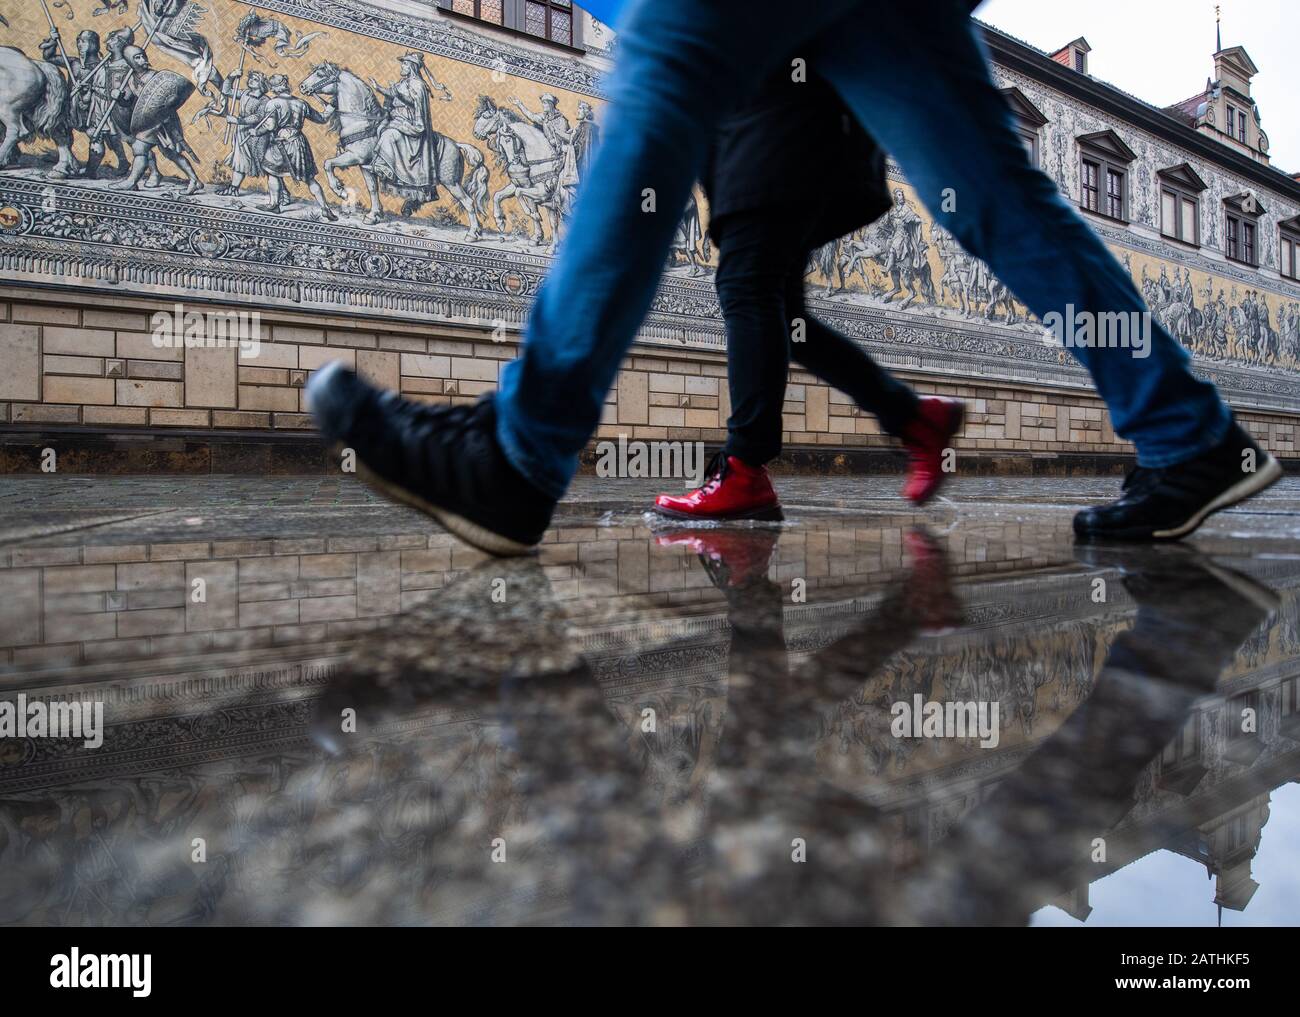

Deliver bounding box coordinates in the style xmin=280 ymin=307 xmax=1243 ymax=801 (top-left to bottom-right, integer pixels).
xmin=841 ymin=227 xmax=937 ymax=310
xmin=0 ymin=46 xmax=77 ymax=177
xmin=298 ymin=61 xmax=488 ymax=236
xmin=472 ymin=95 xmax=564 ymax=251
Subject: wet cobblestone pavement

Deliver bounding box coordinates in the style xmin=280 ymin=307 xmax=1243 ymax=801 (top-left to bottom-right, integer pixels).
xmin=2 ymin=475 xmax=1299 ymax=925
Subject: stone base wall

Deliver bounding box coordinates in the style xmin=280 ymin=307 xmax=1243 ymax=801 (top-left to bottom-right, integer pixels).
xmin=2 ymin=288 xmax=1298 ymax=473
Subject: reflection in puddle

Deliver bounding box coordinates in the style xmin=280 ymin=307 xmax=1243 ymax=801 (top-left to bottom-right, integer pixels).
xmin=2 ymin=498 xmax=1299 ymax=925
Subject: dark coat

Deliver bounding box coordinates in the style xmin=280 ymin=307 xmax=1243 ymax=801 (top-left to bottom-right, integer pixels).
xmin=701 ymin=67 xmax=890 ymax=248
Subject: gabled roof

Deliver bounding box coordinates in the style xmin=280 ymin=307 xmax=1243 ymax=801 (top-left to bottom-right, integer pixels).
xmin=1214 ymin=45 xmax=1260 ymax=78
xmin=1157 ymin=162 xmax=1209 ymax=192
xmin=1076 ymin=128 xmax=1138 ymax=164
xmin=999 ymin=86 xmax=1048 ymax=127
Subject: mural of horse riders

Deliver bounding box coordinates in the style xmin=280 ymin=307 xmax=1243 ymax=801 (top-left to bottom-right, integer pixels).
xmin=842 ymin=189 xmax=937 ymax=309
xmin=473 ymin=93 xmax=575 ymax=251
xmin=0 ymin=40 xmax=76 ymax=177
xmin=299 ymin=55 xmax=488 ymax=235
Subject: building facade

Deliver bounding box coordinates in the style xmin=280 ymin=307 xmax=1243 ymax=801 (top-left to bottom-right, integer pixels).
xmin=1 ymin=0 xmax=1299 ymax=472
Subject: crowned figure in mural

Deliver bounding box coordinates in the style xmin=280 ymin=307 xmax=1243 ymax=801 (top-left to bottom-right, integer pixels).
xmin=250 ymin=73 xmax=336 ymax=219
xmin=371 ymin=52 xmax=445 ymax=217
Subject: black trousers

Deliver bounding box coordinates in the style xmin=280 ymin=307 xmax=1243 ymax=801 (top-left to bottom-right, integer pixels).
xmin=712 ymin=207 xmax=919 ymax=466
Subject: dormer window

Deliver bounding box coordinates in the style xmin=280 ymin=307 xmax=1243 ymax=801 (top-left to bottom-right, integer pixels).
xmin=1077 ymin=130 xmax=1137 ymax=224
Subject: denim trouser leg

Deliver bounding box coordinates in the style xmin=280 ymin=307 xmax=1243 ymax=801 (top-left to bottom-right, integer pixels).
xmin=810 ymin=1 xmax=1230 ymax=467
xmin=493 ymin=0 xmax=862 ymax=499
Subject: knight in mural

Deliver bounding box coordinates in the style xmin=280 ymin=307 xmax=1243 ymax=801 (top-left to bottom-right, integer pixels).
xmin=250 ymin=72 xmax=336 ymax=219
xmin=217 ymin=69 xmax=269 ymax=197
xmin=669 ymin=190 xmax=707 ymax=276
xmin=39 ymin=27 xmax=128 ymax=179
xmin=112 ymin=45 xmax=204 ymax=194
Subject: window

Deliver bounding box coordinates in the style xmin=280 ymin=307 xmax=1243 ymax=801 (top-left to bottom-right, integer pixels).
xmin=1074 ymin=50 xmax=1085 ymax=72
xmin=438 ymin=0 xmax=578 ymax=48
xmin=1105 ymin=169 xmax=1124 ymax=219
xmin=1279 ymin=217 xmax=1300 ymax=280
xmin=449 ymin=0 xmax=503 ymax=23
xmin=1076 ymin=130 xmax=1136 ymax=223
xmin=523 ymin=1 xmax=574 ymax=46
xmin=999 ymin=87 xmax=1048 ymax=168
xmin=1224 ymin=193 xmax=1265 ymax=267
xmin=1227 ymin=104 xmax=1236 ymax=137
xmin=1156 ymin=164 xmax=1206 ymax=247
xmin=1081 ymin=159 xmax=1100 ymax=212
xmin=1239 ymin=109 xmax=1248 ymax=144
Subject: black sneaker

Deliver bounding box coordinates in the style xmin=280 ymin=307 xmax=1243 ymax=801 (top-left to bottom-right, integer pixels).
xmin=306 ymin=362 xmax=554 ymax=555
xmin=1073 ymin=421 xmax=1282 ymax=542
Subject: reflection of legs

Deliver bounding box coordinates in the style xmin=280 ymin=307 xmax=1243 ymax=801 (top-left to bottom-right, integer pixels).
xmin=812 ymin=1 xmax=1230 ymax=467
xmin=908 ymin=550 xmax=1277 ymax=925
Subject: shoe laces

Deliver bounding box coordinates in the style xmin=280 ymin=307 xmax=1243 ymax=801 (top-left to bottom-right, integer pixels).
xmin=698 ymin=451 xmax=730 ymax=494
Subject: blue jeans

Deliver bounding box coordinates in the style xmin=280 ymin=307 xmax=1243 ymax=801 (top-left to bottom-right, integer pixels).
xmin=495 ymin=0 xmax=1231 ymax=499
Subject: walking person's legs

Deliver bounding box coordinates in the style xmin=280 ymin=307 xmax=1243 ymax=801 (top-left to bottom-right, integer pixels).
xmin=807 ymin=0 xmax=1279 ymax=538
xmin=307 ymin=0 xmax=861 ymax=552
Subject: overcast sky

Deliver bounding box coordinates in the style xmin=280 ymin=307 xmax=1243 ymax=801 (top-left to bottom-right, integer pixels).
xmin=976 ymin=0 xmax=1299 ymax=173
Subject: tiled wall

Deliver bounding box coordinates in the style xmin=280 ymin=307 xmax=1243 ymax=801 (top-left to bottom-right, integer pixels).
xmin=1 ymin=293 xmax=1297 ymax=463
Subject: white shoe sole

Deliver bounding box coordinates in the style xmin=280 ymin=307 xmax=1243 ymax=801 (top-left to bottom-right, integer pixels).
xmin=1152 ymin=453 xmax=1283 ymax=540
xmin=346 ymin=451 xmax=534 ymax=557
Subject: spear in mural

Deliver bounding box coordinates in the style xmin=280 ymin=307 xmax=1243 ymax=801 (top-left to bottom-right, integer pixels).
xmin=89 ymin=14 xmax=166 ymax=142
xmin=222 ymin=38 xmax=249 ymax=145
xmin=38 ymin=0 xmax=77 ymax=82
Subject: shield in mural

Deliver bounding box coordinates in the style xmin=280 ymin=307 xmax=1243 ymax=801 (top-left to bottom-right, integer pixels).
xmin=130 ymin=71 xmax=196 ymax=136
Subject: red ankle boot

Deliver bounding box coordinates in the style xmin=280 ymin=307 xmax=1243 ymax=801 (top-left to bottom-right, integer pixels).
xmin=899 ymin=397 xmax=965 ymax=505
xmin=653 ymin=453 xmax=783 ymax=521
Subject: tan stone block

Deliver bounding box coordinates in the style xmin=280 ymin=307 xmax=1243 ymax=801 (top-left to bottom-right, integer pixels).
xmin=116 ymin=331 xmax=183 ymax=362
xmin=649 ymin=407 xmax=684 ymax=427
xmin=358 ymin=350 xmax=400 ymax=391
xmin=46 ymin=376 xmax=115 ymax=405
xmin=400 ymin=353 xmax=449 ymax=378
xmin=151 ymin=408 xmax=210 ymax=426
xmin=299 ymin=346 xmax=354 ymax=372
xmin=617 ymin=370 xmax=648 ymax=425
xmin=13 ymin=404 xmax=78 ymax=423
xmin=84 ymin=406 xmax=147 ymax=426
xmin=186 ymin=346 xmax=237 ymax=408
xmin=44 ymin=354 xmax=103 ymax=376
xmin=44 ymin=326 xmax=115 ymax=357
xmin=806 ymin=386 xmax=830 ymax=432
xmin=128 ymin=360 xmax=183 ymax=380
xmin=239 ymin=367 xmax=289 ymax=385
xmin=117 ymin=379 xmax=182 ymax=407
xmin=239 ymin=385 xmax=298 ymax=412
xmin=649 ymin=373 xmax=684 ymax=393
xmin=240 ymin=341 xmax=297 ymax=368
xmin=13 ymin=304 xmax=79 ymax=325
xmin=213 ymin=410 xmax=270 ymax=428
xmin=684 ymin=408 xmax=717 ymax=428
xmin=450 ymin=356 xmax=497 ymax=381
xmin=82 ymin=309 xmax=151 ymax=331
xmin=0 ymin=323 xmax=40 ymax=401
xmin=273 ymin=325 xmax=326 ymax=344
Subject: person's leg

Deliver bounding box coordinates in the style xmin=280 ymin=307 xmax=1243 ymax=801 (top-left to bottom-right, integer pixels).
xmin=809 ymin=0 xmax=1229 ymax=469
xmin=783 ymin=273 xmax=919 ymax=438
xmin=711 ymin=212 xmax=806 ymax=468
xmin=493 ymin=0 xmax=864 ymax=499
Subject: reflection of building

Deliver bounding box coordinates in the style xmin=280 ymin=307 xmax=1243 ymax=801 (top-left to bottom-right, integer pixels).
xmin=0 ymin=4 xmax=1298 ymax=473
xmin=3 ymin=509 xmax=1299 ymax=924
